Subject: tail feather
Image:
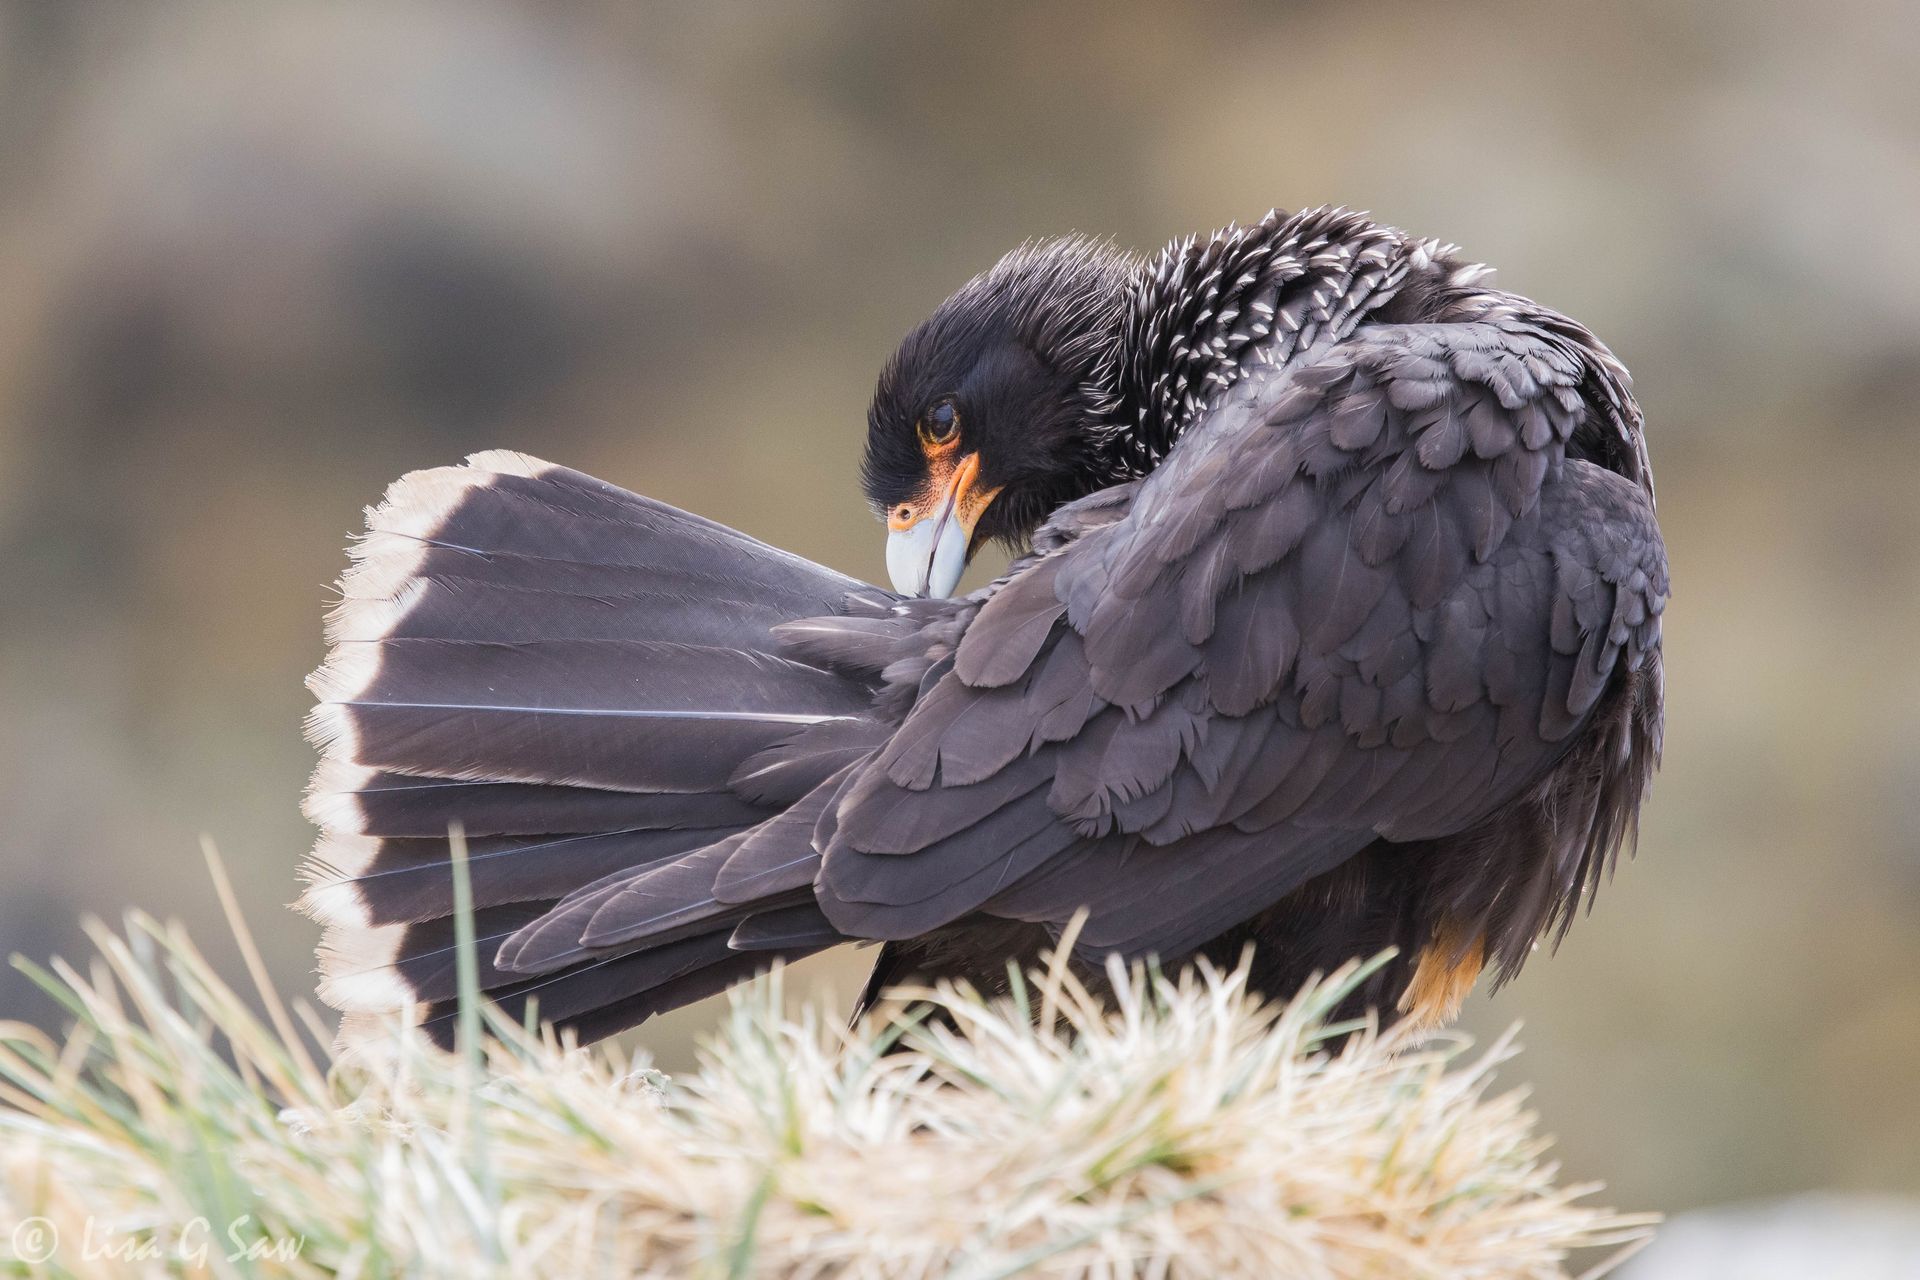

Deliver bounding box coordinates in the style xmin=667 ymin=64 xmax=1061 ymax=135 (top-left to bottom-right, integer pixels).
xmin=311 ymin=636 xmax=867 ymax=717
xmin=495 ymin=839 xmax=752 ymax=975
xmin=302 ymin=453 xmax=872 ymax=1052
xmin=331 ymin=450 xmax=875 ymax=618
xmin=712 ymin=769 xmax=852 ymax=901
xmin=488 ymin=768 xmax=851 ymax=976
xmin=306 ymin=637 xmax=869 ymax=793
xmin=317 ymin=903 xmax=554 ymax=1012
xmin=728 ymin=902 xmax=846 ymax=952
xmin=335 ymin=579 xmax=806 ymax=648
xmin=410 ymin=453 xmax=852 ymax=597
xmin=300 ymin=825 xmax=747 ymax=928
xmin=305 ymin=763 xmax=768 ymax=839
xmin=309 ymin=701 xmax=818 ymax=793
xmin=413 ymin=942 xmax=824 ymax=1052
xmin=339 ymin=547 xmax=844 ymax=617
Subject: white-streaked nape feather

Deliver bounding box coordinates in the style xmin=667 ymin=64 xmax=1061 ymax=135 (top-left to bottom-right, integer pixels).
xmin=1449 ymin=260 xmax=1495 ymax=287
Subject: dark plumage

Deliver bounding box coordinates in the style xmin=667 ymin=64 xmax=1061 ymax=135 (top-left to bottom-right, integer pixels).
xmin=302 ymin=207 xmax=1666 ymax=1050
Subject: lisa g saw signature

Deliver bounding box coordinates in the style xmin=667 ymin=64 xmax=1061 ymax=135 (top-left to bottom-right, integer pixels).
xmin=8 ymin=1214 xmax=305 ymax=1266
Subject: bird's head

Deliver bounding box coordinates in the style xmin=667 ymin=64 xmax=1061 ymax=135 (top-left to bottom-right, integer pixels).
xmin=863 ymin=238 xmax=1140 ymax=597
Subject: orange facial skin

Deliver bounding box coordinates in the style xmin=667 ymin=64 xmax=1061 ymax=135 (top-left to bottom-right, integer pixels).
xmin=886 ymin=438 xmax=1003 ymax=546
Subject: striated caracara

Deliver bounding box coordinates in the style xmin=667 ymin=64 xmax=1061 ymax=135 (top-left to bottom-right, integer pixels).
xmin=301 ymin=207 xmax=1667 ymax=1050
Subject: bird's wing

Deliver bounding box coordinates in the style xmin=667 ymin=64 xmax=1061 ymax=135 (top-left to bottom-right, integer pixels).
xmin=813 ymin=318 xmax=1667 ymax=963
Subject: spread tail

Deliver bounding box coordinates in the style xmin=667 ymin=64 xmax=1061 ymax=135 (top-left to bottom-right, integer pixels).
xmin=301 ymin=452 xmax=881 ymax=1051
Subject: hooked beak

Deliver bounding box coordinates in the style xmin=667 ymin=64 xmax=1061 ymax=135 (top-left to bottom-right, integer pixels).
xmin=884 ymin=451 xmax=1000 ymax=598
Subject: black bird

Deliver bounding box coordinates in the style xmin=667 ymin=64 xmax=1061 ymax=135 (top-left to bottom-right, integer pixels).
xmin=303 ymin=207 xmax=1666 ymax=1049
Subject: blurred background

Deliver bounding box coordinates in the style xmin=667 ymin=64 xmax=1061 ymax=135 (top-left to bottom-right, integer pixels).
xmin=0 ymin=0 xmax=1914 ymax=1230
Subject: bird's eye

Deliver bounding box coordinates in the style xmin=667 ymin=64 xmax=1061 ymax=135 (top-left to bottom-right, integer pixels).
xmin=917 ymin=399 xmax=960 ymax=448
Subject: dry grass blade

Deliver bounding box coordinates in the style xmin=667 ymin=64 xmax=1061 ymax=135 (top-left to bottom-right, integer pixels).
xmin=0 ymin=913 xmax=1653 ymax=1278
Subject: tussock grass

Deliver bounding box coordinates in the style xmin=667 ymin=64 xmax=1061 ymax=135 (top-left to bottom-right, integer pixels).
xmin=0 ymin=895 xmax=1652 ymax=1277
